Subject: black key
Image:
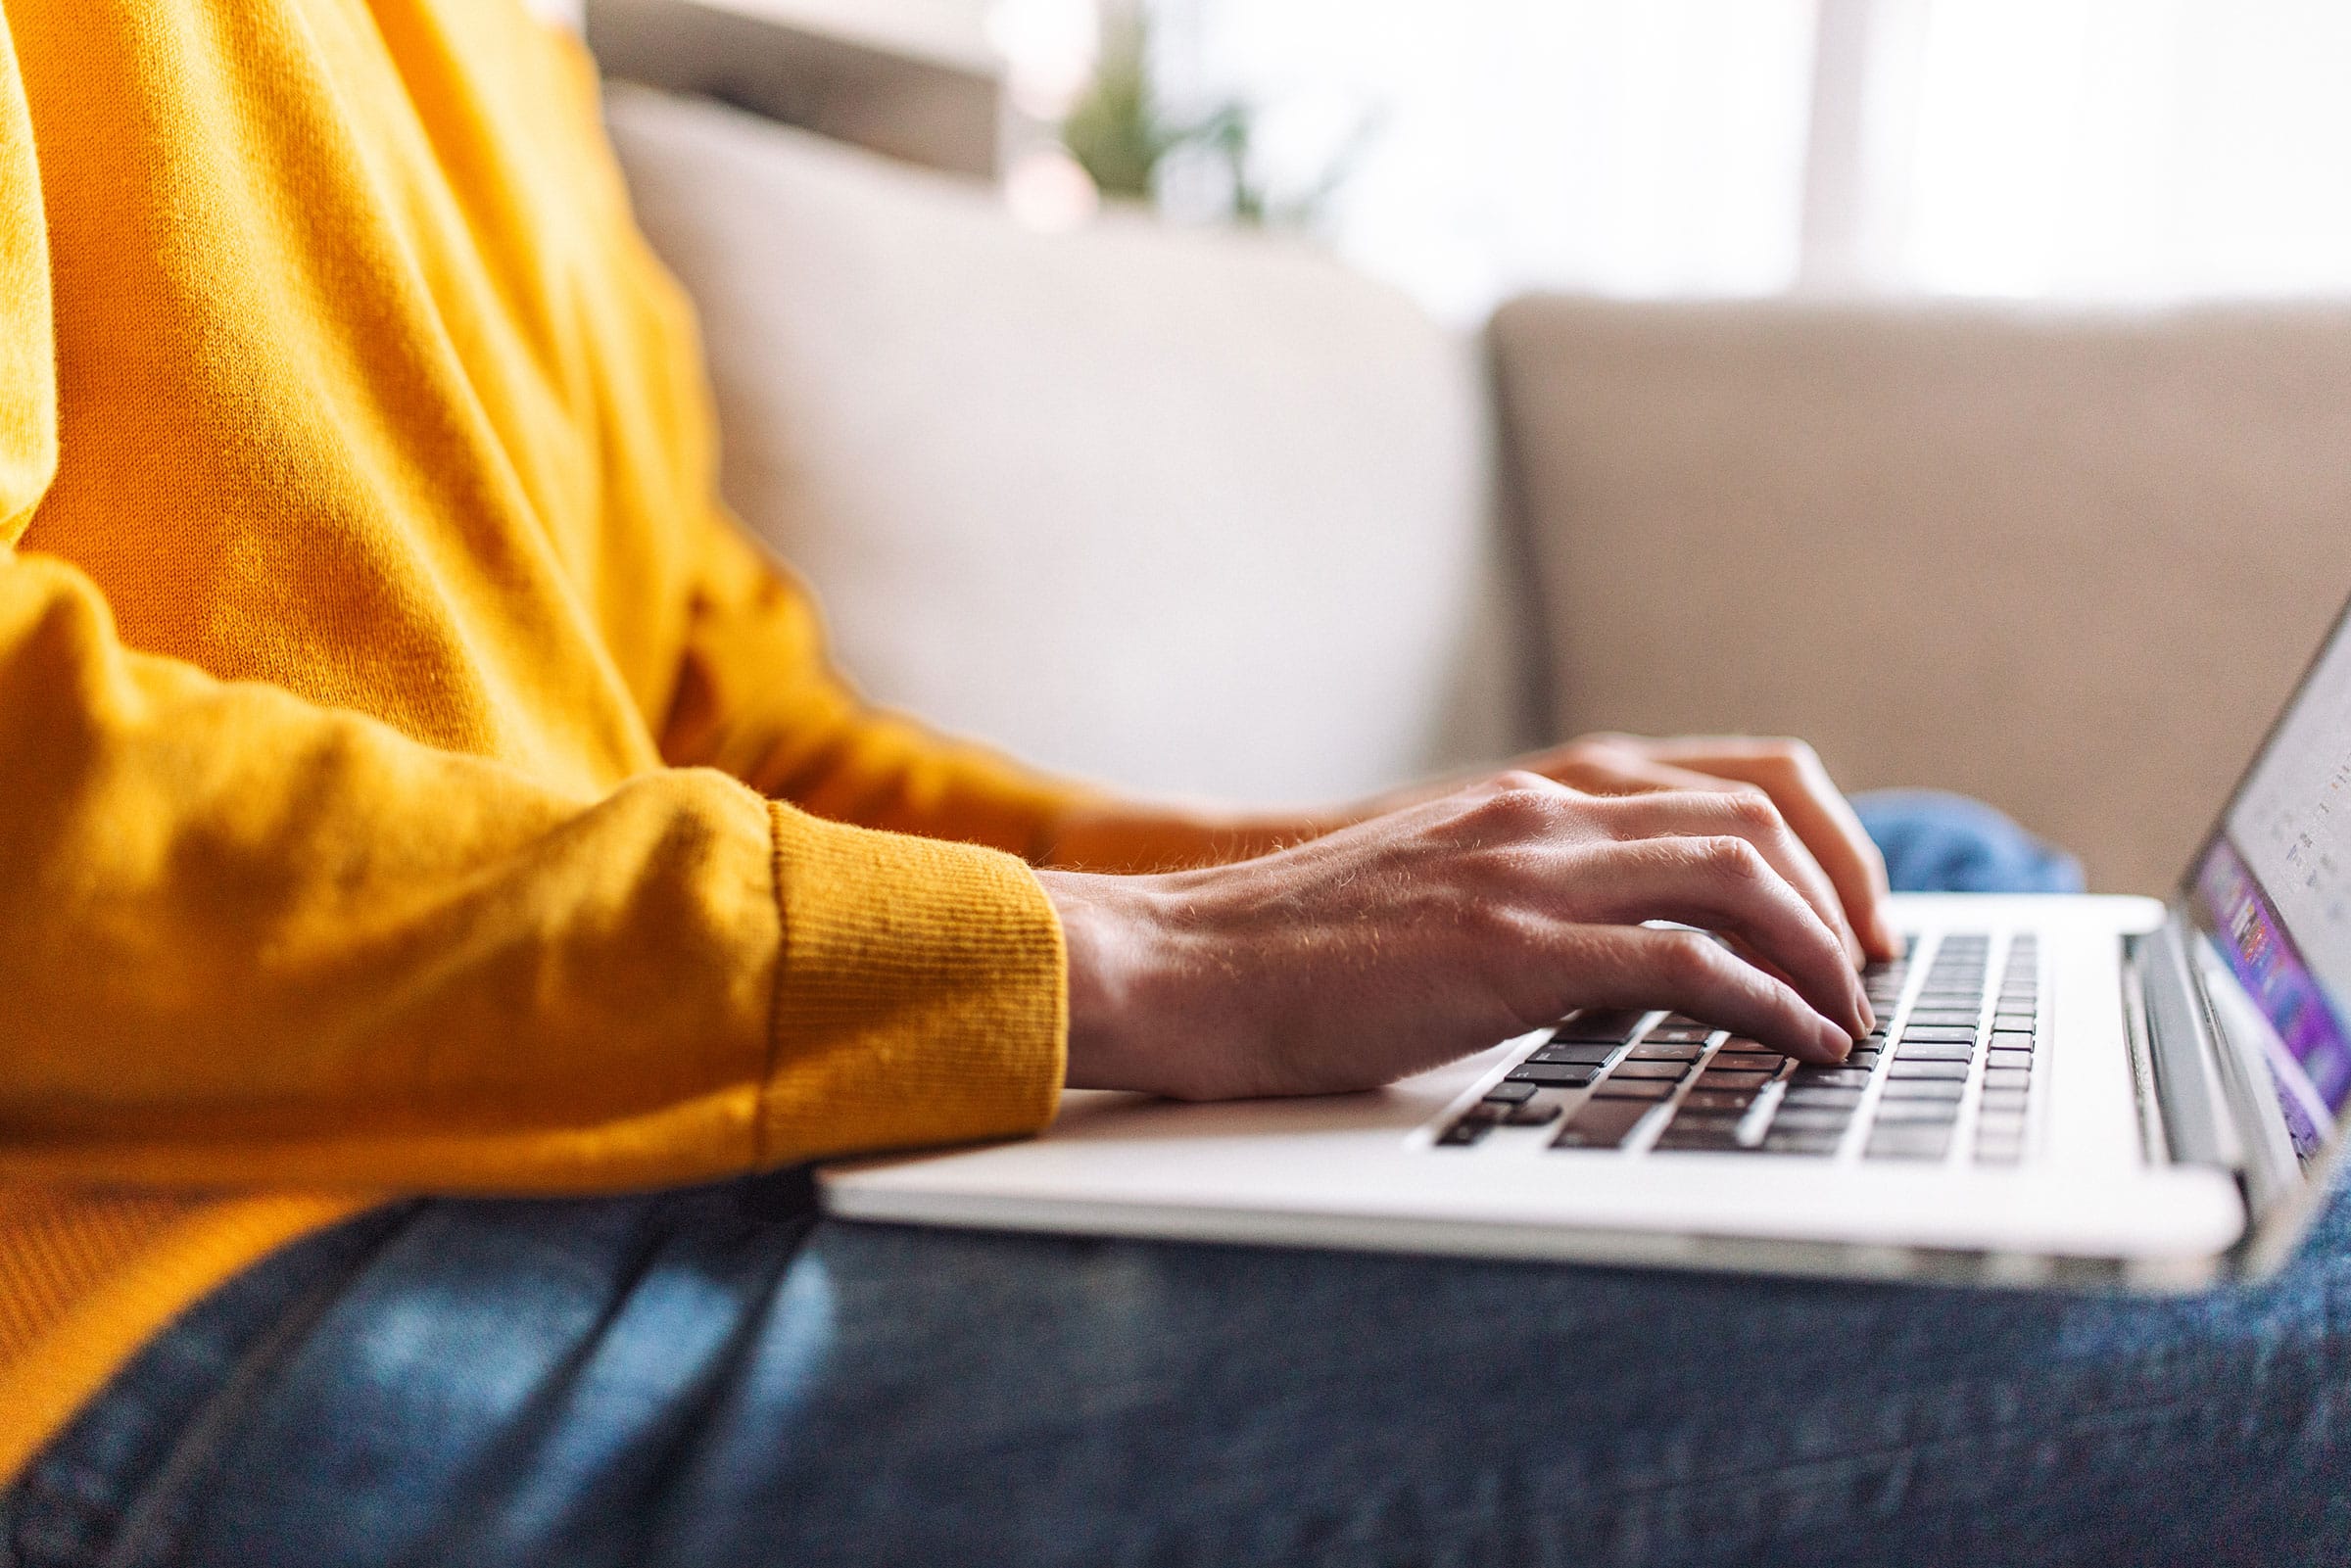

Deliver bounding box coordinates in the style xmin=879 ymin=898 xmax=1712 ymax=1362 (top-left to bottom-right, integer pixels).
xmin=1895 ymin=1042 xmax=1974 ymax=1062
xmin=1552 ymin=1098 xmax=1654 ymax=1149
xmin=1438 ymin=1117 xmax=1494 ymax=1146
xmin=1905 ymin=1009 xmax=1983 ymax=1025
xmin=1508 ymin=1063 xmax=1600 ymax=1088
xmin=1642 ymin=1024 xmax=1717 ymax=1045
xmin=1782 ymin=1085 xmax=1864 ymax=1109
xmin=1760 ymin=1130 xmax=1844 ymax=1154
xmin=1610 ymin=1061 xmax=1691 ymax=1081
xmin=1680 ymin=1088 xmax=1757 ymax=1113
xmin=1590 ymin=1077 xmax=1675 ymax=1101
xmin=1530 ymin=1043 xmax=1617 ymax=1066
xmin=1694 ymin=1069 xmax=1773 ymax=1090
xmin=1550 ymin=1009 xmax=1648 ymax=1043
xmin=1866 ymin=1125 xmax=1952 ymax=1160
xmin=1655 ymin=1127 xmax=1744 ymax=1153
xmin=1878 ymin=1078 xmax=1965 ymax=1102
xmin=1789 ymin=1068 xmax=1873 ymax=1090
xmin=1629 ymin=1041 xmax=1707 ymax=1062
xmin=1768 ymin=1106 xmax=1853 ymax=1133
xmin=1501 ymin=1097 xmax=1564 ymax=1127
xmin=1873 ymin=1099 xmax=1960 ymax=1125
xmin=1898 ymin=1026 xmax=1979 ymax=1044
xmin=1660 ymin=1109 xmax=1745 ymax=1136
xmin=1709 ymin=1051 xmax=1783 ymax=1072
xmin=1481 ymin=1080 xmax=1538 ymax=1104
xmin=1887 ymin=1061 xmax=1969 ymax=1081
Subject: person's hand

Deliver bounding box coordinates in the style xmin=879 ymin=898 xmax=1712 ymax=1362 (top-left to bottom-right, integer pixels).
xmin=1048 ymin=735 xmax=1895 ymax=971
xmin=1492 ymin=735 xmax=1898 ymax=966
xmin=1036 ymin=772 xmax=1875 ymax=1101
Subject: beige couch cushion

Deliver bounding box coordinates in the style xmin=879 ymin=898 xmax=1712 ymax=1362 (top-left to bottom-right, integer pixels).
xmin=1492 ymin=296 xmax=2351 ymax=893
xmin=605 ymin=86 xmax=1516 ymax=808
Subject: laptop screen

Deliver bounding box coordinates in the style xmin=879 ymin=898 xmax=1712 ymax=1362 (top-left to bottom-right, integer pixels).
xmin=2187 ymin=606 xmax=2351 ymax=1164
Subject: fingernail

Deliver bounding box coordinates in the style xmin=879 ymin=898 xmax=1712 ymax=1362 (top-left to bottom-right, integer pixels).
xmin=1814 ymin=1017 xmax=1853 ymax=1061
xmin=1875 ymin=913 xmax=1901 ymax=956
xmin=1856 ymin=989 xmax=1877 ymax=1034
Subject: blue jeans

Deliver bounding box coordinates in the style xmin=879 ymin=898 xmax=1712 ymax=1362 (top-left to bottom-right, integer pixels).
xmin=22 ymin=796 xmax=2347 ymax=1568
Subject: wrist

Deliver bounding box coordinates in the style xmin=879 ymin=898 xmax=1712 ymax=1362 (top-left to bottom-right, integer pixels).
xmin=1035 ymin=868 xmax=1195 ymax=1095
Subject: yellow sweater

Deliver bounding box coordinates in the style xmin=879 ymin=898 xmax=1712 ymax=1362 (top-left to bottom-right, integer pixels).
xmin=0 ymin=0 xmax=1093 ymax=1480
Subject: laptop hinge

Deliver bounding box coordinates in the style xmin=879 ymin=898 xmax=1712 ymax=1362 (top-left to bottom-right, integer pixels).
xmin=2131 ymin=914 xmax=2240 ymax=1170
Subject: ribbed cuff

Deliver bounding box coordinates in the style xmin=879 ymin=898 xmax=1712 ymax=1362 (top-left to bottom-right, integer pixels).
xmin=757 ymin=802 xmax=1067 ymax=1164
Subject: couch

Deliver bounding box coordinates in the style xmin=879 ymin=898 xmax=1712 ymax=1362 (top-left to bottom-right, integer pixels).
xmin=605 ymin=84 xmax=2351 ymax=896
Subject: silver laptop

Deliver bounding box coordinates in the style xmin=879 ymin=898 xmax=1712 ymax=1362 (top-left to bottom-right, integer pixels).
xmin=823 ymin=597 xmax=2351 ymax=1291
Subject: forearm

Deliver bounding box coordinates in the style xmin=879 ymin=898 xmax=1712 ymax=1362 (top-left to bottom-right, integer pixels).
xmin=0 ymin=552 xmax=1063 ymax=1190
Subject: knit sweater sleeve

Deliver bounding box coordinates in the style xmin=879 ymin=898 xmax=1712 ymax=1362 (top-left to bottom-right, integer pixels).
xmin=0 ymin=21 xmax=1064 ymax=1189
xmin=0 ymin=546 xmax=1066 ymax=1190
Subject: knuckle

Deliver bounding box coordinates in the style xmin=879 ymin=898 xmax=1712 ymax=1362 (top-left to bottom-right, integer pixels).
xmin=1700 ymin=835 xmax=1767 ymax=885
xmin=1491 ymin=768 xmax=1558 ymax=796
xmin=1720 ymin=788 xmax=1782 ymax=832
xmin=1470 ymin=772 xmax=1567 ymax=832
xmin=1655 ymin=929 xmax=1720 ymax=985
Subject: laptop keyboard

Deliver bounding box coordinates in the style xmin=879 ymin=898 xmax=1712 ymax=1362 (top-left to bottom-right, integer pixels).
xmin=1432 ymin=932 xmax=2042 ymax=1163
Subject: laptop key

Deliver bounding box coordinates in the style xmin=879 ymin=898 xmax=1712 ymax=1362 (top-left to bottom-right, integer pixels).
xmin=1878 ymin=1078 xmax=1965 ymax=1101
xmin=1628 ymin=1042 xmax=1707 ymax=1063
xmin=1438 ymin=1117 xmax=1495 ymax=1146
xmin=1887 ymin=1061 xmax=1969 ymax=1081
xmin=1500 ymin=1097 xmax=1564 ymax=1127
xmin=1983 ymin=1067 xmax=2032 ymax=1091
xmin=1873 ymin=1099 xmax=1960 ymax=1124
xmin=1508 ymin=1064 xmax=1600 ymax=1088
xmin=1590 ymin=1077 xmax=1676 ymax=1101
xmin=1551 ymin=1010 xmax=1648 ymax=1043
xmin=1709 ymin=1051 xmax=1783 ymax=1072
xmin=1782 ymin=1086 xmax=1864 ymax=1108
xmin=1789 ymin=1067 xmax=1873 ymax=1088
xmin=1898 ymin=1026 xmax=1979 ymax=1044
xmin=1768 ymin=1107 xmax=1854 ymax=1133
xmin=1760 ymin=1129 xmax=1845 ymax=1155
xmin=1642 ymin=1024 xmax=1717 ymax=1044
xmin=1552 ymin=1098 xmax=1654 ymax=1149
xmin=1694 ymin=1069 xmax=1773 ymax=1090
xmin=1679 ymin=1088 xmax=1757 ymax=1113
xmin=1481 ymin=1081 xmax=1538 ymax=1104
xmin=1531 ymin=1043 xmax=1617 ymax=1066
xmin=1895 ymin=1042 xmax=1975 ymax=1062
xmin=1610 ymin=1061 xmax=1692 ymax=1081
xmin=1987 ymin=1048 xmax=2034 ymax=1070
xmin=1866 ymin=1125 xmax=1952 ymax=1160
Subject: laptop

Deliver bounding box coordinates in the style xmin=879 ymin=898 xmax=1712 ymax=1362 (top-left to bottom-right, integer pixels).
xmin=822 ymin=596 xmax=2351 ymax=1291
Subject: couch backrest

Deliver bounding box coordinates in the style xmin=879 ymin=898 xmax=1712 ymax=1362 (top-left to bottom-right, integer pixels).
xmin=606 ymin=85 xmax=1519 ymax=809
xmin=1492 ymin=296 xmax=2351 ymax=893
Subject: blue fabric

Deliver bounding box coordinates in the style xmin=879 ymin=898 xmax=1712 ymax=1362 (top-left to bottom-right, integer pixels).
xmin=7 ymin=794 xmax=2340 ymax=1568
xmin=1853 ymin=789 xmax=2086 ymax=896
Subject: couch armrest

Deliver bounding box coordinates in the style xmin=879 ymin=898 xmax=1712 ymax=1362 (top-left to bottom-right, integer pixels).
xmin=1490 ymin=296 xmax=2351 ymax=893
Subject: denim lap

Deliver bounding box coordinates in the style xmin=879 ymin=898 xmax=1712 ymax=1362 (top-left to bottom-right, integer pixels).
xmin=8 ymin=792 xmax=2342 ymax=1568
